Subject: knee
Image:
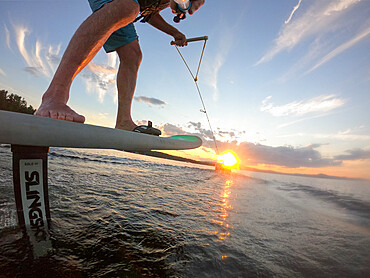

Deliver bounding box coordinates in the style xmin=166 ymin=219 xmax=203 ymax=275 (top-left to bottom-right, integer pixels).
xmin=117 ymin=42 xmax=142 ymax=69
xmin=103 ymin=0 xmax=140 ymax=24
xmin=115 ymin=0 xmax=140 ymax=24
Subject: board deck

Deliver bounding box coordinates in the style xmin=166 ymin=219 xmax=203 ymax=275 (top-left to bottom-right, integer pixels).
xmin=0 ymin=110 xmax=202 ymax=151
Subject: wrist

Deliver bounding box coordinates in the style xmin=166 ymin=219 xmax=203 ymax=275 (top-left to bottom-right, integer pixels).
xmin=169 ymin=28 xmax=181 ymax=37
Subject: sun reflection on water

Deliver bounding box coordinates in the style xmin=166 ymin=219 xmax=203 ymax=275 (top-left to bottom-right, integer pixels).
xmin=217 ymin=178 xmax=234 ymax=241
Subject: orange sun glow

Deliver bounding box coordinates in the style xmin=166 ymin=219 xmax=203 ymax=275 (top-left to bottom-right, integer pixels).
xmin=217 ymin=151 xmax=240 ymax=169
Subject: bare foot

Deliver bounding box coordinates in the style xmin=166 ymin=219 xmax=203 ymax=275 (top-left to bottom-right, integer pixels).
xmin=35 ymin=100 xmax=85 ymax=123
xmin=115 ymin=119 xmax=137 ymax=131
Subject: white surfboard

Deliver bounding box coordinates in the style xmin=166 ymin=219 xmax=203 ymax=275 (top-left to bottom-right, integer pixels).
xmin=0 ymin=110 xmax=202 ymax=151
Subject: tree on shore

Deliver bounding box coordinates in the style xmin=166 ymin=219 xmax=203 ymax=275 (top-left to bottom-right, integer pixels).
xmin=0 ymin=90 xmax=36 ymax=114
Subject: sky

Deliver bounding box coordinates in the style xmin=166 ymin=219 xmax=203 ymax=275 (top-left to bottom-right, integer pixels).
xmin=0 ymin=0 xmax=369 ymax=179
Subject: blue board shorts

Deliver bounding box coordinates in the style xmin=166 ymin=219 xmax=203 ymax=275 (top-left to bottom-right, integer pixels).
xmin=88 ymin=0 xmax=139 ymax=53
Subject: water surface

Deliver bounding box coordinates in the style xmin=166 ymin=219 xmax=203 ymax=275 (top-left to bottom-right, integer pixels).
xmin=1 ymin=146 xmax=369 ymax=277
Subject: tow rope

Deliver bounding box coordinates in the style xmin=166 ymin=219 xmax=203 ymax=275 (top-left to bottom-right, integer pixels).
xmin=171 ymin=36 xmax=220 ymax=155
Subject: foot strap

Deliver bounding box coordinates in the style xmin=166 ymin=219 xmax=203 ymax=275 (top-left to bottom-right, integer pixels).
xmin=133 ymin=121 xmax=161 ymax=136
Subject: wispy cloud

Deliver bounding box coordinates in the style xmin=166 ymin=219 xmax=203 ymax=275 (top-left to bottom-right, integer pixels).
xmin=88 ymin=61 xmax=117 ymax=75
xmin=11 ymin=24 xmax=61 ymax=77
xmin=134 ymin=96 xmax=167 ymax=106
xmin=202 ymin=9 xmax=247 ymax=101
xmin=0 ymin=68 xmax=6 ymax=76
xmin=285 ymin=0 xmax=303 ymax=24
xmin=276 ymin=112 xmax=335 ymax=129
xmin=10 ymin=21 xmax=120 ymax=104
xmin=203 ymin=36 xmax=232 ymax=101
xmin=334 ymin=127 xmax=370 ymax=141
xmin=81 ymin=54 xmax=118 ymax=103
xmin=278 ymin=127 xmax=370 ymax=141
xmin=15 ymin=26 xmax=32 ymax=65
xmin=256 ymin=0 xmax=362 ymax=65
xmin=261 ymin=94 xmax=345 ymax=117
xmin=315 ymin=129 xmax=370 ymax=141
xmin=4 ymin=24 xmax=10 ymax=49
xmin=306 ymin=27 xmax=370 ymax=74
xmin=324 ymin=0 xmax=362 ymax=15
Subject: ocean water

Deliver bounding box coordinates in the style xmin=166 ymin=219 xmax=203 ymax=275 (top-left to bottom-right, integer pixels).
xmin=0 ymin=145 xmax=369 ymax=277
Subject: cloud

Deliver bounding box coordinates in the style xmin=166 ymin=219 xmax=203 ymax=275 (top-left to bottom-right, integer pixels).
xmin=218 ymin=130 xmax=235 ymax=138
xmin=0 ymin=68 xmax=6 ymax=76
xmin=88 ymin=62 xmax=117 ymax=75
xmin=278 ymin=129 xmax=370 ymax=141
xmin=214 ymin=134 xmax=369 ymax=168
xmin=285 ymin=0 xmax=303 ymax=24
xmin=261 ymin=94 xmax=345 ymax=117
xmin=160 ymin=123 xmax=186 ymax=136
xmin=156 ymin=121 xmax=369 ymax=169
xmin=156 ymin=121 xmax=217 ymax=148
xmin=134 ymin=96 xmax=167 ymax=106
xmin=334 ymin=149 xmax=370 ymax=160
xmin=276 ymin=111 xmax=341 ymax=129
xmin=15 ymin=26 xmax=32 ymax=65
xmin=256 ymin=0 xmax=362 ymax=65
xmin=188 ymin=121 xmax=215 ymax=141
xmin=12 ymin=24 xmax=61 ymax=78
xmin=23 ymin=67 xmax=42 ymax=76
xmin=331 ymin=130 xmax=370 ymax=141
xmin=237 ymin=142 xmax=341 ymax=168
xmin=202 ymin=12 xmax=243 ymax=101
xmin=306 ymin=27 xmax=370 ymax=74
xmin=324 ymin=0 xmax=362 ymax=15
xmin=203 ymin=49 xmax=227 ymax=101
xmin=233 ymin=142 xmax=369 ymax=169
xmin=4 ymin=24 xmax=10 ymax=49
xmin=81 ymin=54 xmax=118 ymax=103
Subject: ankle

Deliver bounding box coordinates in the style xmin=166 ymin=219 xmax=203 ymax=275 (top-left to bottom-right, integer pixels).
xmin=115 ymin=120 xmax=136 ymax=131
xmin=42 ymin=89 xmax=68 ymax=104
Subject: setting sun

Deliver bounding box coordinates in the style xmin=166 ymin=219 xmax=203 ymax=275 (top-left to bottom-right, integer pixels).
xmin=217 ymin=151 xmax=240 ymax=169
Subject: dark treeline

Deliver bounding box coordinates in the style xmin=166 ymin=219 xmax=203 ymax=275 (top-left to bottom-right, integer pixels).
xmin=0 ymin=90 xmax=36 ymax=114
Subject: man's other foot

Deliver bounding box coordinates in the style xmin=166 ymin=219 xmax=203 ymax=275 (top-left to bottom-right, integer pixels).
xmin=35 ymin=101 xmax=85 ymax=123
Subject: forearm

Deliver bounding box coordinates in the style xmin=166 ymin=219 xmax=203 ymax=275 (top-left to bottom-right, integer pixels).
xmin=148 ymin=13 xmax=180 ymax=37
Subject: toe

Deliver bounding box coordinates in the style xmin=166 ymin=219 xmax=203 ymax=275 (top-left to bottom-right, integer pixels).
xmin=76 ymin=114 xmax=85 ymax=123
xmin=57 ymin=113 xmax=66 ymax=120
xmin=35 ymin=109 xmax=48 ymax=117
xmin=49 ymin=111 xmax=58 ymax=119
xmin=65 ymin=114 xmax=74 ymax=122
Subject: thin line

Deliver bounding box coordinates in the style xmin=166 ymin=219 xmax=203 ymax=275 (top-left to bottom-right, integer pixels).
xmin=175 ymin=42 xmax=219 ymax=154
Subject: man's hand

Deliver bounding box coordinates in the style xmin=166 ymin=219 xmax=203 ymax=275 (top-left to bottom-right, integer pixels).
xmin=189 ymin=0 xmax=205 ymax=15
xmin=173 ymin=32 xmax=187 ymax=47
xmin=170 ymin=0 xmax=205 ymax=15
xmin=148 ymin=13 xmax=187 ymax=46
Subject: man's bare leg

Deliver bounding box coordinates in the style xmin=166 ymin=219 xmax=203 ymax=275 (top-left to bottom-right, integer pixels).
xmin=36 ymin=0 xmax=140 ymax=122
xmin=115 ymin=40 xmax=142 ymax=131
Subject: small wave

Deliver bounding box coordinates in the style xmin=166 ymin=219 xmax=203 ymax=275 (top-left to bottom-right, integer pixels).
xmin=49 ymin=150 xmax=133 ymax=165
xmin=150 ymin=209 xmax=180 ymax=218
xmin=277 ymin=182 xmax=370 ymax=218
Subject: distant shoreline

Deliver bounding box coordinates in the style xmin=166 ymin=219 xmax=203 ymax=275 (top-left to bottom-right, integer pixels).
xmin=128 ymin=149 xmax=367 ymax=182
xmin=0 ymin=144 xmax=366 ymax=181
